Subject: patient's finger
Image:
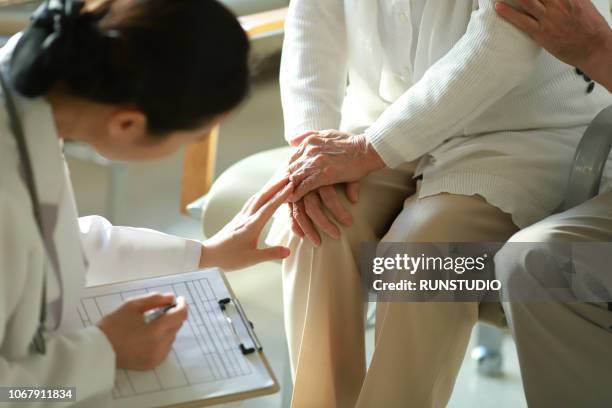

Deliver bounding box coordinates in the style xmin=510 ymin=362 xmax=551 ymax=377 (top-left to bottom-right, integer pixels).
xmin=319 ymin=186 xmax=353 ymax=227
xmin=293 ymin=200 xmax=321 ymax=246
xmin=346 ymin=182 xmax=360 ymax=204
xmin=289 ymin=203 xmax=305 ymax=237
xmin=288 ymin=136 xmax=324 ymax=168
xmin=495 ymin=2 xmax=539 ymax=34
xmin=304 ymin=192 xmax=340 ymax=239
xmin=289 ymin=131 xmax=318 ymax=147
xmin=288 ymin=158 xmax=325 ymax=199
xmin=292 ymin=173 xmax=327 ymax=202
xmin=288 ymin=148 xmax=303 ymax=169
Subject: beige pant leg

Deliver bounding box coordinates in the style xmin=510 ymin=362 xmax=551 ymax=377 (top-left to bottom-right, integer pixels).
xmin=275 ymin=165 xmax=416 ymax=408
xmin=355 ymin=193 xmax=518 ymax=408
xmin=496 ymin=192 xmax=612 ymax=407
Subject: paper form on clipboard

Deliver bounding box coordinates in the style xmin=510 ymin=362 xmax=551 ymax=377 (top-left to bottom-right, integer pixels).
xmin=63 ymin=269 xmax=278 ymax=408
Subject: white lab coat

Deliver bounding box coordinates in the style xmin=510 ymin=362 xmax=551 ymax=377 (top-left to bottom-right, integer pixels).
xmin=0 ymin=35 xmax=202 ymax=406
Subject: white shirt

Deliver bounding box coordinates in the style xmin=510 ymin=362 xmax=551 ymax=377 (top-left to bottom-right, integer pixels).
xmin=378 ymin=0 xmax=426 ymax=82
xmin=0 ymin=35 xmax=202 ymax=407
xmin=279 ymin=0 xmax=612 ymax=227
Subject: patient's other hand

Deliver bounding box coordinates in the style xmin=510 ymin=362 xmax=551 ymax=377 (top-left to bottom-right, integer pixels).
xmin=200 ymin=176 xmax=293 ymax=270
xmin=289 ymin=182 xmax=360 ymax=246
xmin=495 ymin=0 xmax=610 ymax=69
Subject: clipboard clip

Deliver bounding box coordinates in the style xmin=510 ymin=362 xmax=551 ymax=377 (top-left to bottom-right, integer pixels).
xmin=218 ymin=297 xmax=262 ymax=355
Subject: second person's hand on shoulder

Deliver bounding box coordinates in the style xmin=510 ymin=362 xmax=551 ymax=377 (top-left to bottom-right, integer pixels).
xmin=495 ymin=0 xmax=612 ymax=91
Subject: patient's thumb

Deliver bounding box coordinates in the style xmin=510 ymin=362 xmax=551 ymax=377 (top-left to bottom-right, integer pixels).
xmin=290 ymin=131 xmax=317 ymax=146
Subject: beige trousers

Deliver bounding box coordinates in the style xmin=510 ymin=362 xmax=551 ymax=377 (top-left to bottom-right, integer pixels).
xmin=495 ymin=191 xmax=612 ymax=408
xmin=272 ymin=164 xmax=519 ymax=408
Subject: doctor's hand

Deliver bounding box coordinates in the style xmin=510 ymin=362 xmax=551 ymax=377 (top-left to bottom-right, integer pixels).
xmin=98 ymin=293 xmax=188 ymax=371
xmin=288 ymin=182 xmax=360 ymax=246
xmin=199 ymin=176 xmax=293 ymax=270
xmin=287 ymin=130 xmax=385 ymax=203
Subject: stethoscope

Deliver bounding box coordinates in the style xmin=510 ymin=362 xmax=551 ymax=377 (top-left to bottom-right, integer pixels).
xmin=0 ymin=70 xmax=52 ymax=355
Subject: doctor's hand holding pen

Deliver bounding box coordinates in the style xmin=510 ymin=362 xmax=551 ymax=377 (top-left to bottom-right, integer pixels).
xmin=97 ymin=177 xmax=292 ymax=370
xmin=98 ymin=293 xmax=187 ymax=370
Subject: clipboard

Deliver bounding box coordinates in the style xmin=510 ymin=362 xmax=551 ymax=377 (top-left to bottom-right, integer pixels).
xmin=63 ymin=269 xmax=279 ymax=408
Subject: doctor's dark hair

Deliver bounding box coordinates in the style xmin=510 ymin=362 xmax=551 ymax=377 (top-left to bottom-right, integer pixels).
xmin=11 ymin=0 xmax=250 ymax=134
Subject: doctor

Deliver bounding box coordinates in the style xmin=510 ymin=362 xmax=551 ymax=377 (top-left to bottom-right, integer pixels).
xmin=0 ymin=0 xmax=291 ymax=405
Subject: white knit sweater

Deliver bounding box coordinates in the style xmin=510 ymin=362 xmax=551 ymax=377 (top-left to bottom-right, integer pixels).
xmin=280 ymin=0 xmax=612 ymax=227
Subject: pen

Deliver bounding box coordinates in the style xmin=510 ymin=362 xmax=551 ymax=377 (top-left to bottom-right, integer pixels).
xmin=143 ymin=300 xmax=178 ymax=323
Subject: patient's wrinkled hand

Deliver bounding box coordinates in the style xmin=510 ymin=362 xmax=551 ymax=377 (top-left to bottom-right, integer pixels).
xmin=287 ymin=130 xmax=384 ymax=202
xmin=289 ymin=182 xmax=360 ymax=246
xmin=200 ymin=176 xmax=293 ymax=270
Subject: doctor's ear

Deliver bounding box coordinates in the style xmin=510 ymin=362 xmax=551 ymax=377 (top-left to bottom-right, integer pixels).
xmin=106 ymin=109 xmax=148 ymax=142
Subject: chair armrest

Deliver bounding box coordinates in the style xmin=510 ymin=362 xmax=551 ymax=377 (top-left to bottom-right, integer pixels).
xmin=562 ymin=105 xmax=612 ymax=211
xmin=181 ymin=128 xmax=219 ymax=214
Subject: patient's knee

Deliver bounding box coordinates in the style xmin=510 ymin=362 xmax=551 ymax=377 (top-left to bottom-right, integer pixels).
xmin=506 ymin=223 xmax=557 ymax=244
xmin=495 ymin=235 xmax=570 ymax=300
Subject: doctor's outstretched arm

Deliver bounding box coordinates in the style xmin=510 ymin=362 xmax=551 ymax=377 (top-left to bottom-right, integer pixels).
xmin=79 ymin=176 xmax=293 ymax=283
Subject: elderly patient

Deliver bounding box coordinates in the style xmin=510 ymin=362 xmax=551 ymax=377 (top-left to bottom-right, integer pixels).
xmin=268 ymin=0 xmax=612 ymax=407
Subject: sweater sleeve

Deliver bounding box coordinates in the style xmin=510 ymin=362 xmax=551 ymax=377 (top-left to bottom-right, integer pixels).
xmin=364 ymin=0 xmax=541 ymax=168
xmin=280 ymin=0 xmax=348 ymax=143
xmin=79 ymin=216 xmax=202 ymax=286
xmin=0 ymin=196 xmax=115 ymax=406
